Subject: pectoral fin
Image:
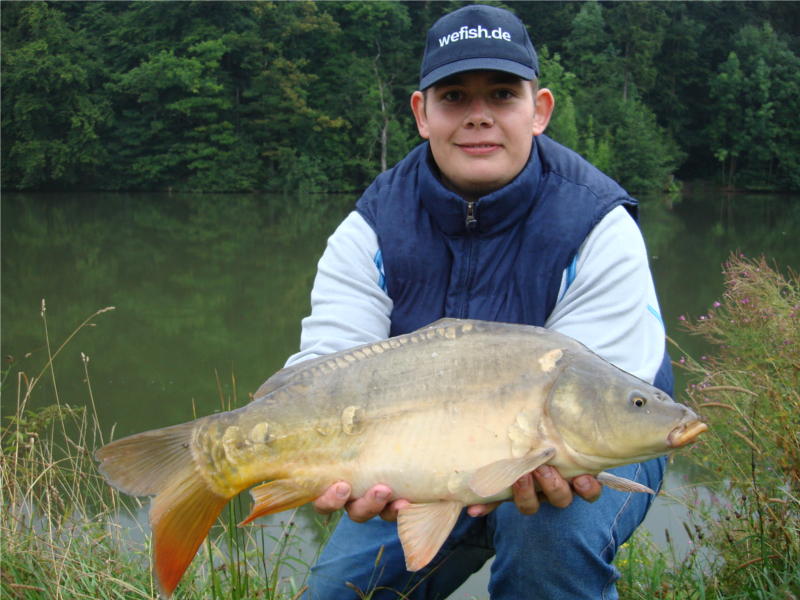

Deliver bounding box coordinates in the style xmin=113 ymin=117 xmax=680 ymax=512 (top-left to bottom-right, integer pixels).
xmin=397 ymin=501 xmax=463 ymax=571
xmin=239 ymin=479 xmax=315 ymax=526
xmin=596 ymin=471 xmax=655 ymax=494
xmin=468 ymin=447 xmax=556 ymax=498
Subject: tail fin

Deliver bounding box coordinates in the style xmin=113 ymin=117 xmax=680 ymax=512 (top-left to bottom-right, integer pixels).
xmin=96 ymin=423 xmax=229 ymax=598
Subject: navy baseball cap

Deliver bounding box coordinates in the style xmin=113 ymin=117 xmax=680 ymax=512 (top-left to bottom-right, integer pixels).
xmin=419 ymin=4 xmax=539 ymax=90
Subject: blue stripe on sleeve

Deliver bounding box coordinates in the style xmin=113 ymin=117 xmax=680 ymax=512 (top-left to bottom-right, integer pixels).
xmin=559 ymin=254 xmax=579 ymax=302
xmin=374 ymin=249 xmax=387 ymax=292
xmin=647 ymin=304 xmax=664 ymax=326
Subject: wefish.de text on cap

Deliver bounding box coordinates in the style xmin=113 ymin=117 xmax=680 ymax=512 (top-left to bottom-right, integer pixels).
xmin=420 ymin=5 xmax=538 ymax=90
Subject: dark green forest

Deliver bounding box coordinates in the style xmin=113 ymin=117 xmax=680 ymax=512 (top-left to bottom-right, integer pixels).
xmin=2 ymin=1 xmax=799 ymax=194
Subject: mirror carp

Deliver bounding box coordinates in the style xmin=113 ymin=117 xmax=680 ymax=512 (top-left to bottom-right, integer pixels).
xmin=96 ymin=318 xmax=706 ymax=597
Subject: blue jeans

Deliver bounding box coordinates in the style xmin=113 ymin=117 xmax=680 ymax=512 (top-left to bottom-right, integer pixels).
xmin=303 ymin=458 xmax=665 ymax=600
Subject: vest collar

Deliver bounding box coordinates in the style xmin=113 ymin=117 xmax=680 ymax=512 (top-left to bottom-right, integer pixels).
xmin=418 ymin=140 xmax=543 ymax=236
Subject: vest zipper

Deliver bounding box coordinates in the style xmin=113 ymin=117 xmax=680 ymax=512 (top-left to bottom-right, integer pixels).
xmin=465 ymin=201 xmax=478 ymax=231
xmin=460 ymin=201 xmax=478 ymax=317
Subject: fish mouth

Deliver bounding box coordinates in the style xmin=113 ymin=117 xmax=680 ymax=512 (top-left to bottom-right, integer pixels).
xmin=668 ymin=420 xmax=708 ymax=448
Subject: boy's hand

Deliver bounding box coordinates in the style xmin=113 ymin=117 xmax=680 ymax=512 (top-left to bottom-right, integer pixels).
xmin=313 ymin=468 xmax=602 ymax=522
xmin=467 ymin=467 xmax=603 ymax=517
xmin=312 ymin=482 xmax=410 ymax=522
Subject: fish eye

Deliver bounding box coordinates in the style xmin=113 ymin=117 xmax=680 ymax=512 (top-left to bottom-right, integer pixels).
xmin=629 ymin=393 xmax=647 ymax=408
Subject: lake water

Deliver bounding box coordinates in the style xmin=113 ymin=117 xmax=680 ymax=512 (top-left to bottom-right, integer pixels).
xmin=2 ymin=189 xmax=798 ymax=597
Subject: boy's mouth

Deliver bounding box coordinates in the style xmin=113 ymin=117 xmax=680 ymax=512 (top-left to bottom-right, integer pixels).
xmin=457 ymin=143 xmax=502 ymax=155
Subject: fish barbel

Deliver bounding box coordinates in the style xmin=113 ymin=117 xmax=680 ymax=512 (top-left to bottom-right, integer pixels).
xmin=95 ymin=318 xmax=707 ymax=597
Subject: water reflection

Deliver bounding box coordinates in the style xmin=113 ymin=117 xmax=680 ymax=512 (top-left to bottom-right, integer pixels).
xmin=2 ymin=192 xmax=355 ymax=436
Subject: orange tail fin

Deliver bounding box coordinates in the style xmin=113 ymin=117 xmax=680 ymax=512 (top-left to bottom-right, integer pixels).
xmin=96 ymin=422 xmax=229 ymax=598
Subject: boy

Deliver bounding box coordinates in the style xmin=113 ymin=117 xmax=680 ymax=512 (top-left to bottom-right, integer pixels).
xmin=283 ymin=5 xmax=672 ymax=598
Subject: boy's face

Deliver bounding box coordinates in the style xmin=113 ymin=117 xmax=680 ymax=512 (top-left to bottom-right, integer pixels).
xmin=411 ymin=70 xmax=553 ymax=199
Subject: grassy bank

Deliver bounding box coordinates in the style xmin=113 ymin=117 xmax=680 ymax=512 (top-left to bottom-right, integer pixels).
xmin=3 ymin=254 xmax=798 ymax=598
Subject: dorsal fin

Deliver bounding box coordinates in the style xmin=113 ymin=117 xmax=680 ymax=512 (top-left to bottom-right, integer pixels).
xmin=423 ymin=317 xmax=469 ymax=329
xmin=255 ymin=319 xmax=491 ymax=400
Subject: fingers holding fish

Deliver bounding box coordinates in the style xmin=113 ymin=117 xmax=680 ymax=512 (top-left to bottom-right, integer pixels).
xmin=533 ymin=466 xmax=573 ymax=509
xmin=571 ymin=474 xmax=602 ymax=503
xmin=511 ymin=473 xmax=541 ymax=515
xmin=466 ymin=500 xmax=502 ymax=518
xmin=345 ymin=484 xmax=395 ymax=523
xmin=312 ymin=481 xmax=352 ymax=515
xmin=379 ymin=498 xmax=412 ymax=522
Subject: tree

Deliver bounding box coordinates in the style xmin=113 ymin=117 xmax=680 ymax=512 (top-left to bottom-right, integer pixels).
xmin=240 ymin=1 xmax=346 ymax=192
xmin=1 ymin=2 xmax=111 ymax=189
xmin=708 ymin=52 xmax=746 ymax=188
xmin=610 ymin=97 xmax=683 ymax=193
xmin=538 ymin=47 xmax=578 ymax=151
xmin=315 ymin=1 xmax=417 ymax=180
xmin=645 ymin=5 xmax=706 ymax=164
xmin=564 ymin=1 xmax=619 ymax=93
xmin=605 ymin=3 xmax=668 ymax=101
xmin=560 ymin=1 xmax=681 ymax=193
xmin=2 ymin=1 xmax=797 ymax=192
xmin=707 ymin=23 xmax=800 ymax=190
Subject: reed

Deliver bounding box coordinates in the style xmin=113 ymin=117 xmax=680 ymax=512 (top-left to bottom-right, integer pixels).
xmin=617 ymin=253 xmax=800 ymax=599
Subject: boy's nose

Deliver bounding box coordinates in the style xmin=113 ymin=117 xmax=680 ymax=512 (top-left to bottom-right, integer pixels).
xmin=463 ymin=98 xmax=494 ymax=128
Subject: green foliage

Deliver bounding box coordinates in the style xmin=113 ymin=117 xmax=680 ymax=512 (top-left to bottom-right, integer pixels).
xmin=1 ymin=403 xmax=84 ymax=456
xmin=681 ymin=254 xmax=799 ymax=496
xmin=538 ymin=47 xmax=579 ymax=151
xmin=617 ymin=254 xmax=800 ymax=599
xmin=1 ymin=2 xmax=112 ymax=189
xmin=681 ymin=255 xmax=800 ymax=595
xmin=580 ymin=115 xmax=613 ymax=175
xmin=609 ymin=96 xmax=684 ymax=193
xmin=606 ymin=2 xmax=669 ymax=101
xmin=2 ymin=1 xmax=799 ymax=192
xmin=708 ymin=24 xmax=800 ymax=191
xmin=560 ymin=1 xmax=683 ymax=193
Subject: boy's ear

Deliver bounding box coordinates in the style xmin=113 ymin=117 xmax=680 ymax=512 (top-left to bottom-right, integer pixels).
xmin=410 ymin=91 xmax=430 ymax=139
xmin=532 ymin=88 xmax=554 ymax=136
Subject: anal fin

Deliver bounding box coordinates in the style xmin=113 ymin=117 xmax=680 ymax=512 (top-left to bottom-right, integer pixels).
xmin=596 ymin=471 xmax=655 ymax=494
xmin=469 ymin=447 xmax=555 ymax=498
xmin=397 ymin=501 xmax=463 ymax=571
xmin=239 ymin=479 xmax=314 ymax=526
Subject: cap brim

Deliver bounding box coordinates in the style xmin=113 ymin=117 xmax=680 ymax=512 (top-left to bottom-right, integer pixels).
xmin=420 ymin=58 xmax=536 ymax=89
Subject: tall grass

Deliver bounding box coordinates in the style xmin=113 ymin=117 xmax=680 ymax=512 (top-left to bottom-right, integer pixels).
xmin=0 ymin=301 xmax=317 ymax=599
xmin=617 ymin=253 xmax=800 ymax=599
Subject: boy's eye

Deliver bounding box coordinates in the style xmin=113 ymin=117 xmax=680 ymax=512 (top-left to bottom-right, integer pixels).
xmin=493 ymin=89 xmax=516 ymax=100
xmin=442 ymin=90 xmax=463 ymax=102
